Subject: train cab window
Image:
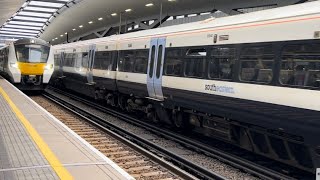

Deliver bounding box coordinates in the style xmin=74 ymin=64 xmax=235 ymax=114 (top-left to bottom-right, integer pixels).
xmin=240 ymin=45 xmax=274 ymax=83
xmin=280 ymin=43 xmax=320 ymax=88
xmin=15 ymin=44 xmax=49 ymax=63
xmin=184 ymin=48 xmax=206 ymax=78
xmin=209 ymin=47 xmax=236 ymax=80
xmin=134 ymin=50 xmax=148 ymax=73
xmin=164 ymin=49 xmax=183 ymax=76
xmin=119 ymin=51 xmax=135 ymax=72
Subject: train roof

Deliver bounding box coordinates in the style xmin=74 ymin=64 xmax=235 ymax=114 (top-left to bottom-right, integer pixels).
xmin=53 ymin=0 xmax=320 ymax=49
xmin=14 ymin=38 xmax=49 ymax=46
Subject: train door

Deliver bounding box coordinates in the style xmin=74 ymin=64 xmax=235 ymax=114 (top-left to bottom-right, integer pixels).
xmin=86 ymin=45 xmax=96 ymax=85
xmin=147 ymin=37 xmax=166 ymax=100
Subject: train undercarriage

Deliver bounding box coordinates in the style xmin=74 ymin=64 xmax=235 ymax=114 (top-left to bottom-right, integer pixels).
xmin=60 ymin=84 xmax=317 ymax=174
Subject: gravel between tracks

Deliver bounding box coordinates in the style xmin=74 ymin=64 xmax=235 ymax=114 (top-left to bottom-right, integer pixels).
xmin=31 ymin=95 xmax=182 ymax=180
xmin=44 ymin=90 xmax=259 ymax=180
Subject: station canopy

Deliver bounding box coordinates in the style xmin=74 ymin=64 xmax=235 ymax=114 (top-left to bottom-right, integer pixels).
xmin=0 ymin=0 xmax=313 ymax=46
xmin=0 ymin=0 xmax=74 ymax=41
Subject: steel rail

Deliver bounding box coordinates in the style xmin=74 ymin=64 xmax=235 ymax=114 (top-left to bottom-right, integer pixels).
xmin=43 ymin=91 xmax=225 ymax=180
xmin=45 ymin=87 xmax=296 ymax=180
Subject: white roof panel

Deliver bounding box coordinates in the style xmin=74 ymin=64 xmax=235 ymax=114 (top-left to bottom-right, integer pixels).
xmin=0 ymin=0 xmax=72 ymax=39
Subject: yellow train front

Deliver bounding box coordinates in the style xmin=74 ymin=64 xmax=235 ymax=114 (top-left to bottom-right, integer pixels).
xmin=0 ymin=38 xmax=54 ymax=90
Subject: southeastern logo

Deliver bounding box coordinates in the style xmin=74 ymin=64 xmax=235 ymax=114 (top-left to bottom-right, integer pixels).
xmin=205 ymin=84 xmax=235 ymax=94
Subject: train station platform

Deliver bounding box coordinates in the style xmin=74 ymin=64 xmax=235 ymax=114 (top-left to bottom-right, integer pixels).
xmin=0 ymin=77 xmax=134 ymax=180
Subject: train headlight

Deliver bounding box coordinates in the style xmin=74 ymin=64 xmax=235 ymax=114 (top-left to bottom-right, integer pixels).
xmin=10 ymin=63 xmax=18 ymax=69
xmin=44 ymin=64 xmax=53 ymax=70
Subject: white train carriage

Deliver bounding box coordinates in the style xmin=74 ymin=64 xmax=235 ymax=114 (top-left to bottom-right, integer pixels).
xmin=0 ymin=38 xmax=54 ymax=90
xmin=51 ymin=1 xmax=320 ymax=172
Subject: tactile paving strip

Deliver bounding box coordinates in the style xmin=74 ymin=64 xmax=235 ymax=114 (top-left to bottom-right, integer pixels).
xmin=0 ymin=95 xmax=58 ymax=180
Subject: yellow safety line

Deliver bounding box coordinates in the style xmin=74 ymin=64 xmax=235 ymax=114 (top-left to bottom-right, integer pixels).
xmin=0 ymin=87 xmax=73 ymax=180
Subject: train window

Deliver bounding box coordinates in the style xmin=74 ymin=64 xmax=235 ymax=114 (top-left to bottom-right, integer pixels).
xmin=134 ymin=50 xmax=148 ymax=73
xmin=186 ymin=48 xmax=207 ymax=56
xmin=94 ymin=51 xmax=113 ymax=70
xmin=82 ymin=53 xmax=89 ymax=68
xmin=184 ymin=48 xmax=206 ymax=78
xmin=119 ymin=51 xmax=135 ymax=72
xmin=63 ymin=53 xmax=75 ymax=67
xmin=280 ymin=43 xmax=320 ymax=88
xmin=73 ymin=53 xmax=83 ymax=68
xmin=54 ymin=54 xmax=60 ymax=66
xmin=209 ymin=47 xmax=236 ymax=80
xmin=164 ymin=49 xmax=183 ymax=76
xmin=101 ymin=52 xmax=113 ymax=70
xmin=156 ymin=45 xmax=164 ymax=78
xmin=240 ymin=45 xmax=274 ymax=83
xmin=149 ymin=46 xmax=156 ymax=78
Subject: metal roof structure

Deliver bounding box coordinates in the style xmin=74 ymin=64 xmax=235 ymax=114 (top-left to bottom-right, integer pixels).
xmin=39 ymin=0 xmax=310 ymax=45
xmin=0 ymin=0 xmax=81 ymax=41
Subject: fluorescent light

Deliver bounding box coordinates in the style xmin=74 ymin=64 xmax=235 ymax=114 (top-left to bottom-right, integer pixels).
xmin=0 ymin=34 xmax=34 ymax=38
xmin=24 ymin=7 xmax=57 ymax=13
xmin=65 ymin=32 xmax=67 ymax=34
xmin=79 ymin=25 xmax=83 ymax=28
xmin=0 ymin=31 xmax=36 ymax=36
xmin=29 ymin=1 xmax=64 ymax=8
xmin=111 ymin=13 xmax=117 ymax=16
xmin=55 ymin=37 xmax=58 ymax=39
xmin=1 ymin=28 xmax=38 ymax=33
xmin=145 ymin=3 xmax=154 ymax=7
xmin=60 ymin=34 xmax=63 ymax=37
xmin=168 ymin=0 xmax=176 ymax=1
xmin=9 ymin=21 xmax=44 ymax=27
xmin=5 ymin=24 xmax=42 ymax=30
xmin=72 ymin=28 xmax=76 ymax=31
xmin=98 ymin=17 xmax=103 ymax=21
xmin=18 ymin=12 xmax=52 ymax=18
xmin=14 ymin=16 xmax=48 ymax=22
xmin=88 ymin=21 xmax=93 ymax=24
xmin=125 ymin=9 xmax=132 ymax=12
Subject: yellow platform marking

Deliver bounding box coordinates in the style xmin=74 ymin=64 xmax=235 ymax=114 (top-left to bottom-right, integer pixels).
xmin=0 ymin=87 xmax=73 ymax=180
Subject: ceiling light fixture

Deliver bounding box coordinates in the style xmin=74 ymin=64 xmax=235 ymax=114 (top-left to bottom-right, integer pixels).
xmin=98 ymin=17 xmax=103 ymax=21
xmin=88 ymin=21 xmax=93 ymax=24
xmin=111 ymin=13 xmax=117 ymax=16
xmin=79 ymin=25 xmax=83 ymax=28
xmin=125 ymin=9 xmax=132 ymax=12
xmin=65 ymin=32 xmax=67 ymax=35
xmin=72 ymin=28 xmax=76 ymax=31
xmin=145 ymin=3 xmax=154 ymax=7
xmin=60 ymin=34 xmax=63 ymax=37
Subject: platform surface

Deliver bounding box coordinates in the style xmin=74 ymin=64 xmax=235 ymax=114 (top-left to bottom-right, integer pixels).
xmin=0 ymin=78 xmax=133 ymax=180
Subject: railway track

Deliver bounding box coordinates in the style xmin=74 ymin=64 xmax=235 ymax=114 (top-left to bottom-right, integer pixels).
xmin=41 ymin=87 xmax=310 ymax=180
xmin=31 ymin=95 xmax=197 ymax=180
